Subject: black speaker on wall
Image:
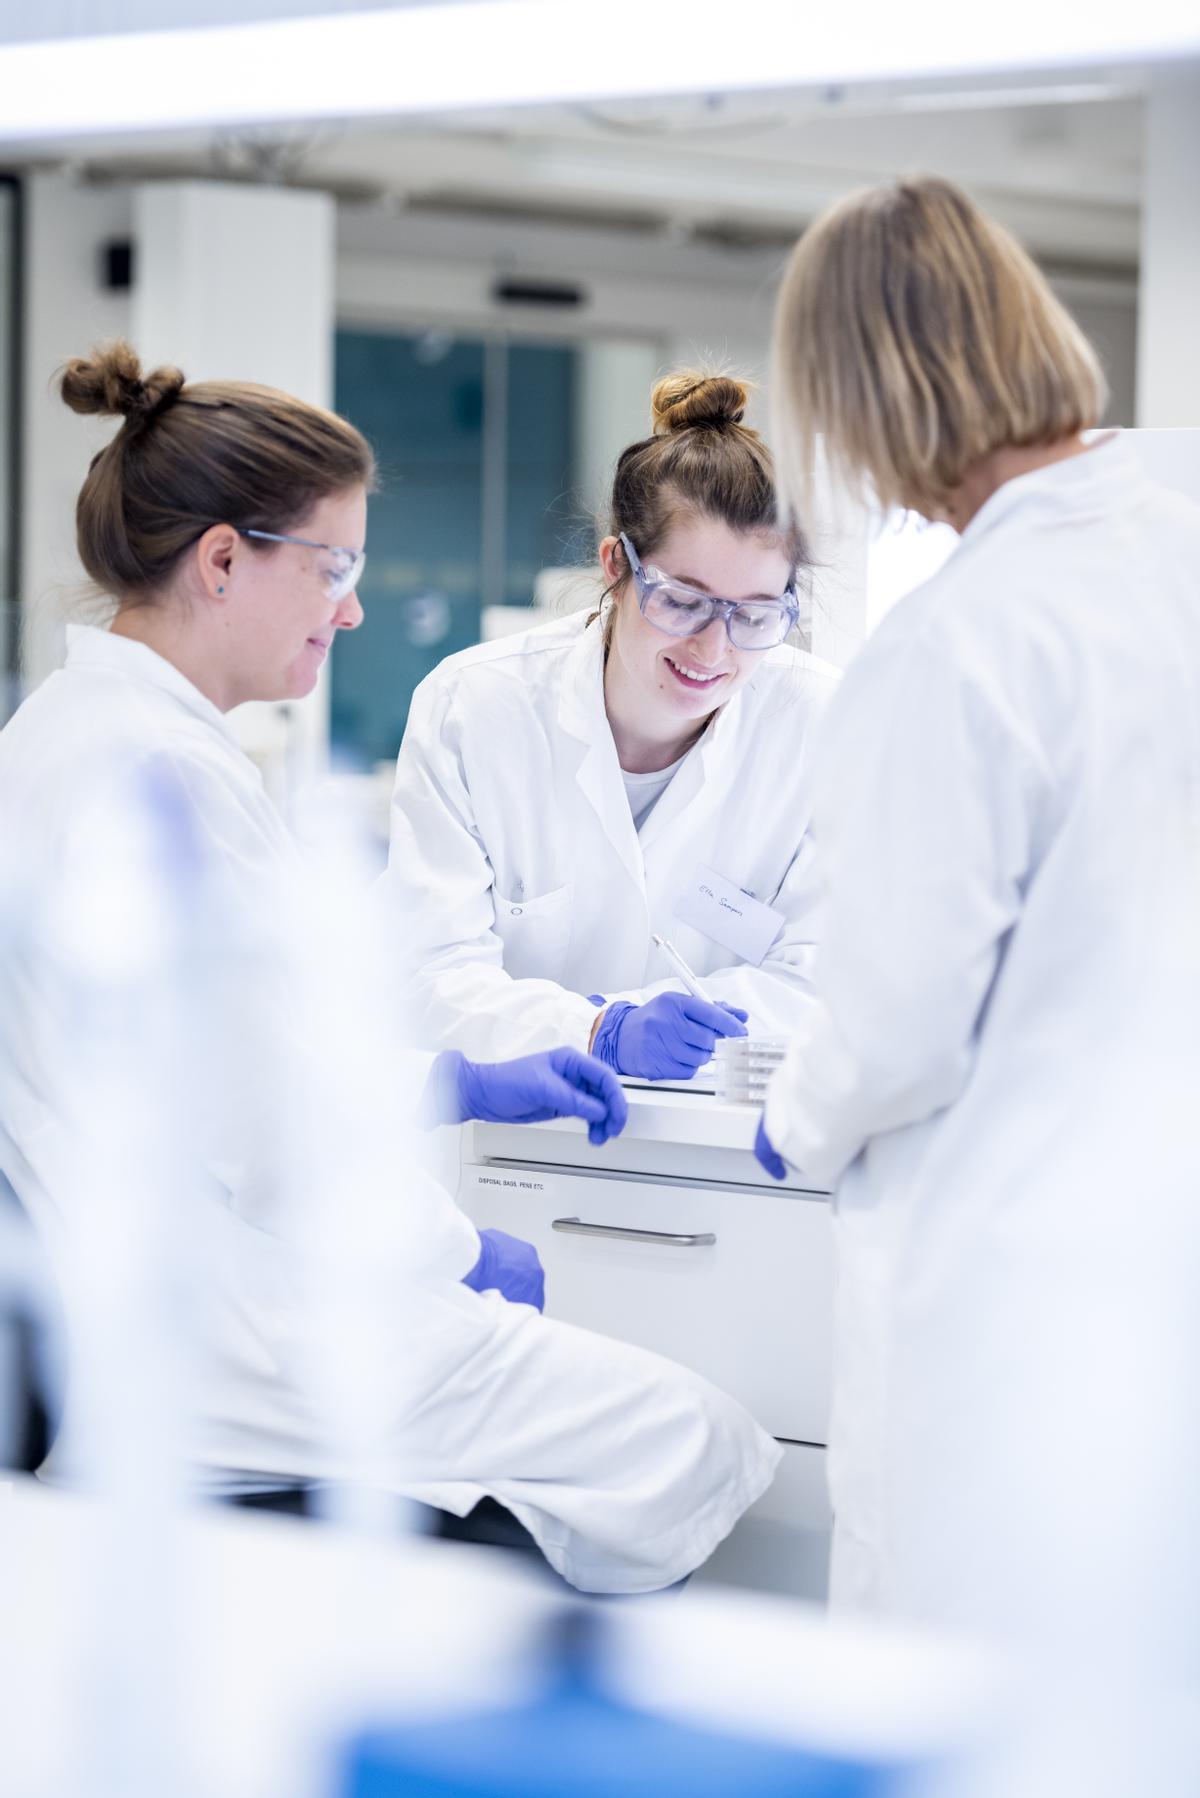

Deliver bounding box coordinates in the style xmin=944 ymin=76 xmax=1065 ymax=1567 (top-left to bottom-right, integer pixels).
xmin=101 ymin=238 xmax=134 ymax=291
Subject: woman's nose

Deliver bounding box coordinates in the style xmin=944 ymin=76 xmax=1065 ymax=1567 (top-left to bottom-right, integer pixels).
xmin=336 ymin=588 xmax=364 ymax=631
xmin=691 ymin=616 xmax=729 ymax=662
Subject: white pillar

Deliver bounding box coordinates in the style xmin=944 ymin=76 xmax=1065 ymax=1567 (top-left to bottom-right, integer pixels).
xmin=574 ymin=339 xmax=662 ymax=525
xmin=19 ymin=171 xmax=133 ymax=694
xmin=1137 ymin=70 xmax=1200 ymax=428
xmin=131 ymin=180 xmax=337 ymax=803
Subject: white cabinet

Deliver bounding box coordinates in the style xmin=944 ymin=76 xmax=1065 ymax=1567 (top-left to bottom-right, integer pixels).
xmin=459 ymin=1089 xmax=834 ymax=1446
xmin=460 ymin=1090 xmax=835 ymax=1600
xmin=694 ymin=1440 xmax=831 ymax=1600
xmin=459 ymin=1157 xmax=832 ymax=1445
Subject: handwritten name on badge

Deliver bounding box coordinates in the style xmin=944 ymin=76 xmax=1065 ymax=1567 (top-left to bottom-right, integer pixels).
xmin=676 ymin=864 xmax=784 ymax=966
xmin=699 ymin=883 xmax=748 ymax=919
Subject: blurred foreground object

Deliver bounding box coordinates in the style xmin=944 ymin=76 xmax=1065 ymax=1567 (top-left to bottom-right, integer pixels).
xmin=0 ymin=1472 xmax=993 ymax=1798
xmin=340 ymin=1607 xmax=910 ymax=1798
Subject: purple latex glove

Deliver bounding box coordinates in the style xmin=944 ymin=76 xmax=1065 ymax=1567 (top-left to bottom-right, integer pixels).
xmin=462 ymin=1227 xmax=545 ymax=1310
xmin=754 ymin=1115 xmax=788 ymax=1181
xmin=591 ymin=992 xmax=749 ymax=1081
xmin=429 ymin=1047 xmax=628 ymax=1146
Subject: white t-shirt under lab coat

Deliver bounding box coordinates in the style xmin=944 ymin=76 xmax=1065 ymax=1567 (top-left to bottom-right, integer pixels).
xmin=621 ymin=751 xmax=690 ymax=831
xmin=0 ymin=627 xmax=779 ymax=1593
xmin=764 ymin=436 xmax=1200 ymax=1643
xmin=383 ymin=610 xmax=836 ymax=1061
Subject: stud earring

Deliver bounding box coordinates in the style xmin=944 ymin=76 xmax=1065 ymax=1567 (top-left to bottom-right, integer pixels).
xmin=216 ymin=585 xmax=225 ymax=594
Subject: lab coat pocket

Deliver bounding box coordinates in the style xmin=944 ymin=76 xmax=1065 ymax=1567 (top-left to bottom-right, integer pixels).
xmin=493 ymin=883 xmax=574 ymax=980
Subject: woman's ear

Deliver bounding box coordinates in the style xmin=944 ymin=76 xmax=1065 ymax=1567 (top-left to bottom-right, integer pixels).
xmin=193 ymin=523 xmax=239 ymax=602
xmin=598 ymin=535 xmax=624 ymax=587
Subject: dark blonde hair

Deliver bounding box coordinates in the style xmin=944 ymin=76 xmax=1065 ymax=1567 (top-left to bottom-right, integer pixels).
xmin=771 ymin=176 xmax=1107 ymax=520
xmin=61 ymin=340 xmax=376 ymax=601
xmin=603 ymin=368 xmax=807 ymax=601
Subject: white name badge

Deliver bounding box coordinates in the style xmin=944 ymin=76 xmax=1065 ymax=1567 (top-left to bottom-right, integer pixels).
xmin=673 ymin=864 xmax=785 ymax=967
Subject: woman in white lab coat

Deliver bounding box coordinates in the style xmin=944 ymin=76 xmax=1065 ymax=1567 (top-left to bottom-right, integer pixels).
xmin=384 ymin=372 xmax=835 ymax=1075
xmin=0 ymin=343 xmax=780 ymax=1592
xmin=761 ymin=178 xmax=1200 ymax=1641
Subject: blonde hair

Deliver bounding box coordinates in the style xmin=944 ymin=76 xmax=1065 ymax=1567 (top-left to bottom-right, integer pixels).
xmin=62 ymin=340 xmax=375 ymax=602
xmin=770 ymin=176 xmax=1107 ymax=520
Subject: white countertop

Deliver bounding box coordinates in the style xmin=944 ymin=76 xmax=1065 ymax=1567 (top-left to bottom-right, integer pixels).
xmin=470 ymin=1084 xmax=829 ymax=1194
xmin=0 ymin=1476 xmax=993 ymax=1798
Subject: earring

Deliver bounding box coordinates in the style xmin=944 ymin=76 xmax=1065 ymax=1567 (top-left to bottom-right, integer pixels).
xmin=216 ymin=585 xmax=225 ymax=594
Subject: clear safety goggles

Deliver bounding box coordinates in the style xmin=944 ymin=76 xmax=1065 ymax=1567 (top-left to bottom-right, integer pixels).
xmin=240 ymin=528 xmax=366 ymax=604
xmin=619 ymin=532 xmax=799 ymax=651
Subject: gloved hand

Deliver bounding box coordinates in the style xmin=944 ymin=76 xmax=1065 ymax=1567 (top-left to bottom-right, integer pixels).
xmin=754 ymin=1115 xmax=787 ymax=1181
xmin=462 ymin=1227 xmax=545 ymax=1310
xmin=591 ymin=992 xmax=749 ymax=1081
xmin=429 ymin=1047 xmax=628 ymax=1146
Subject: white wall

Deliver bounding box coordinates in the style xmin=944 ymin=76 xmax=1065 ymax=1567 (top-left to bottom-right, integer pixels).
xmin=131 ymin=180 xmax=337 ymax=796
xmin=132 ymin=181 xmax=334 ymax=397
xmin=19 ymin=171 xmax=132 ymax=695
xmin=1137 ymin=69 xmax=1200 ymax=428
xmin=575 ymin=340 xmax=662 ymax=526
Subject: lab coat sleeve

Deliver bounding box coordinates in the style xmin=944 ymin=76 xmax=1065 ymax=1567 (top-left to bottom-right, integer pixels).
xmin=763 ymin=623 xmax=1049 ymax=1187
xmin=159 ymin=751 xmax=482 ymax=1283
xmin=380 ymin=679 xmax=600 ymax=1059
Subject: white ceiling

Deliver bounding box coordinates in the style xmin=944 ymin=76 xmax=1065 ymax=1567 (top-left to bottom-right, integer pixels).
xmin=4 ymin=79 xmax=1146 ymax=270
xmin=315 ymin=88 xmax=1145 ymax=265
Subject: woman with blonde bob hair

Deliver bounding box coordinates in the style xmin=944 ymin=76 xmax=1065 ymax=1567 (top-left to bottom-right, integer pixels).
xmin=759 ymin=177 xmax=1200 ymax=1643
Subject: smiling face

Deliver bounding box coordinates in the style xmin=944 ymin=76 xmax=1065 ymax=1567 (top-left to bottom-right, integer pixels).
xmin=226 ymin=485 xmax=367 ymax=705
xmin=601 ymin=511 xmax=793 ymax=769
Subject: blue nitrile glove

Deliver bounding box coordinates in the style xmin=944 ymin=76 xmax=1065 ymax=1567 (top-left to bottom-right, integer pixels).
xmin=591 ymin=992 xmax=749 ymax=1081
xmin=428 ymin=1047 xmax=628 ymax=1146
xmin=754 ymin=1115 xmax=787 ymax=1181
xmin=462 ymin=1228 xmax=545 ymax=1310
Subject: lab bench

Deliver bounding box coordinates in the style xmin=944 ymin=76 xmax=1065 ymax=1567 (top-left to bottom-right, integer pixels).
xmin=458 ymin=1085 xmax=834 ymax=1600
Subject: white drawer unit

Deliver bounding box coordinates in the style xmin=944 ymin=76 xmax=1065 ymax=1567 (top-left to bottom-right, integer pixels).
xmin=460 ymin=1087 xmax=833 ymax=1447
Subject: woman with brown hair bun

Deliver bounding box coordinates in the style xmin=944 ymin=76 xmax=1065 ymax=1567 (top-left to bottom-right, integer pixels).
xmin=760 ymin=177 xmax=1200 ymax=1635
xmin=385 ymin=368 xmax=835 ymax=1079
xmin=0 ymin=342 xmax=781 ymax=1592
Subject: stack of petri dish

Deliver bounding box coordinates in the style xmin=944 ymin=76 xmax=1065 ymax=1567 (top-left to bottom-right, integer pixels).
xmin=713 ymin=1036 xmax=790 ymax=1105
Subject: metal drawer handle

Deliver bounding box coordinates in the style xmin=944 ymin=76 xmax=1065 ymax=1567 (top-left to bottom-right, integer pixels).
xmin=551 ymin=1216 xmax=716 ymax=1249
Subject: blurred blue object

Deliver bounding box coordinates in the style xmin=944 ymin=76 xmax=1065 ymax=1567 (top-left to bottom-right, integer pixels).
xmin=341 ymin=1611 xmax=903 ymax=1798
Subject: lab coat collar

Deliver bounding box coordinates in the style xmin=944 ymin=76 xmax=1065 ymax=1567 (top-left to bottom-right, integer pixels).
xmin=958 ymin=432 xmax=1140 ymax=549
xmin=556 ymin=614 xmax=608 ymax=746
xmin=557 ymin=618 xmax=645 ymax=888
xmin=65 ymin=625 xmax=243 ymax=747
xmin=635 ymin=659 xmax=759 ymax=848
xmin=555 ymin=615 xmax=751 ymax=870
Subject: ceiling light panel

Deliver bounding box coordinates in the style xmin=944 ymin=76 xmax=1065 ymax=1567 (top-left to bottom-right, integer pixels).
xmin=1 ymin=1 xmax=1197 ymax=143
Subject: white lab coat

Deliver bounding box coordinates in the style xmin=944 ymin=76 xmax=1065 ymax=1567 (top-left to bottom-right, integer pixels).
xmin=0 ymin=627 xmax=780 ymax=1592
xmin=382 ymin=610 xmax=835 ymax=1059
xmin=764 ymin=437 xmax=1200 ymax=1638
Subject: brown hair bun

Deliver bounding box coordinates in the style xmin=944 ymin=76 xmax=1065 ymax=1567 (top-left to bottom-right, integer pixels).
xmin=650 ymin=369 xmax=750 ymax=436
xmin=59 ymin=337 xmax=374 ymax=600
xmin=60 ymin=341 xmax=186 ymax=432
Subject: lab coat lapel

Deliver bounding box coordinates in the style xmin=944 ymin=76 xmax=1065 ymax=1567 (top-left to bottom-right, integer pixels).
xmin=635 ymin=688 xmax=744 ymax=857
xmin=557 ymin=623 xmax=646 ymax=891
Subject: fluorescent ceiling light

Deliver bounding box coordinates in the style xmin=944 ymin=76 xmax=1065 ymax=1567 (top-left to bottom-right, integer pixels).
xmin=1 ymin=1 xmax=1197 ymax=143
xmin=892 ymin=81 xmax=1134 ymax=110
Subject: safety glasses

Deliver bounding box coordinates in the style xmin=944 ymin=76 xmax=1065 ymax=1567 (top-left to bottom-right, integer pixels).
xmin=618 ymin=533 xmax=798 ymax=650
xmin=239 ymin=528 xmax=365 ymax=604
